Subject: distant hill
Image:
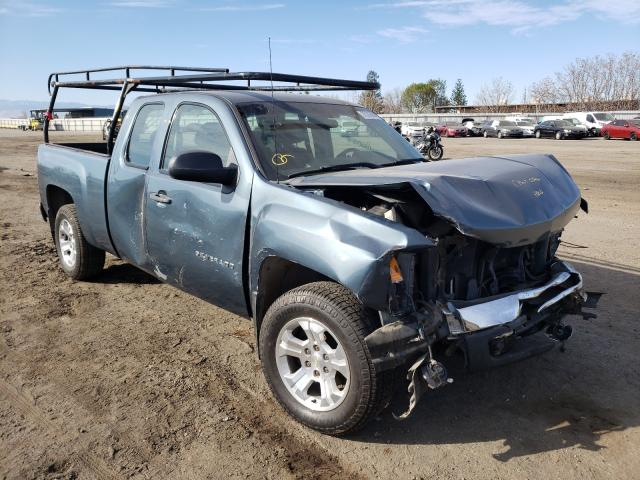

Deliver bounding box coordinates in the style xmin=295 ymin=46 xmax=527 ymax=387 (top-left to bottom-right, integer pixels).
xmin=0 ymin=99 xmax=92 ymax=118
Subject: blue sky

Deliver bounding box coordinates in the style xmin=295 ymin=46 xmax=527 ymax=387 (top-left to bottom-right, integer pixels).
xmin=1 ymin=0 xmax=639 ymax=105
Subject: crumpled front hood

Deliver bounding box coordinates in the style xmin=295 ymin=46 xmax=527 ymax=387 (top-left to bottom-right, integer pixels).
xmin=288 ymin=154 xmax=582 ymax=247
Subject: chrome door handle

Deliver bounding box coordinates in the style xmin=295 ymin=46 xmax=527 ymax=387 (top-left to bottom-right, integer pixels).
xmin=149 ymin=191 xmax=172 ymax=204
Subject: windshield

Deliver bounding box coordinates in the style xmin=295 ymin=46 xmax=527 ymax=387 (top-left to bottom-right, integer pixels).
xmin=594 ymin=113 xmax=614 ymax=121
xmin=556 ymin=120 xmax=572 ymax=127
xmin=564 ymin=118 xmax=580 ymax=125
xmin=237 ymin=101 xmax=422 ymax=180
xmin=516 ymin=120 xmax=534 ymax=126
xmin=499 ymin=121 xmax=517 ymax=127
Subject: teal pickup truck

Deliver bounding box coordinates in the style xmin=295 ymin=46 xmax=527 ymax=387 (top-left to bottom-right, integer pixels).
xmin=37 ymin=66 xmax=595 ymax=435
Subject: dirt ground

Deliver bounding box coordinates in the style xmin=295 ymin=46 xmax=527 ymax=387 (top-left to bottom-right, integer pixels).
xmin=1 ymin=129 xmax=639 ymax=480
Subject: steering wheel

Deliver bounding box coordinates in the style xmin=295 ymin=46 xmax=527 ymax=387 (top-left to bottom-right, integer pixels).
xmin=335 ymin=147 xmax=362 ymax=162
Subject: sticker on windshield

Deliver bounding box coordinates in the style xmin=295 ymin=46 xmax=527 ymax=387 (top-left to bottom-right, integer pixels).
xmin=356 ymin=109 xmax=381 ymax=121
xmin=272 ymin=153 xmax=292 ymax=166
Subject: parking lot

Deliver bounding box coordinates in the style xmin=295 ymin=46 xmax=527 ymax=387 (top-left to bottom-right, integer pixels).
xmin=1 ymin=130 xmax=639 ymax=479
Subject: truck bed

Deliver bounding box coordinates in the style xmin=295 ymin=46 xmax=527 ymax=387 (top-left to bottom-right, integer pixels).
xmin=37 ymin=143 xmax=115 ymax=254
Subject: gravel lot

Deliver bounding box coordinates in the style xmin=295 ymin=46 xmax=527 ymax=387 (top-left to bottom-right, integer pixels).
xmin=1 ymin=129 xmax=639 ymax=479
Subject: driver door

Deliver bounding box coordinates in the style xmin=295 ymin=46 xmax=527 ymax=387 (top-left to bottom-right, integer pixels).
xmin=144 ymin=102 xmax=251 ymax=316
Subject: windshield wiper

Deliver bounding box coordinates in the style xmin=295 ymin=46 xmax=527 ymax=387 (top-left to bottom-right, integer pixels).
xmin=287 ymin=162 xmax=379 ymax=179
xmin=379 ymin=158 xmax=424 ymax=167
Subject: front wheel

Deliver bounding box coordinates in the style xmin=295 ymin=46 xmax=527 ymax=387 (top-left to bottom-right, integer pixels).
xmin=555 ymin=131 xmax=563 ymax=140
xmin=259 ymin=282 xmax=393 ymax=436
xmin=631 ymin=132 xmax=638 ymax=141
xmin=483 ymin=130 xmax=488 ymax=138
xmin=54 ymin=204 xmax=105 ymax=280
xmin=428 ymin=145 xmax=444 ymax=161
xmin=603 ymin=131 xmax=610 ymax=140
xmin=497 ymin=130 xmax=503 ymax=139
xmin=535 ymin=130 xmax=541 ymax=139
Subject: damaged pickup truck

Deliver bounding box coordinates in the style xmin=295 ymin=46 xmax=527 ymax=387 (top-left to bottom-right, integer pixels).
xmin=38 ymin=67 xmax=595 ymax=435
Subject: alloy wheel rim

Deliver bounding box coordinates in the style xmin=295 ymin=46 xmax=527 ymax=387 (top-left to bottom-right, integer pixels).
xmin=58 ymin=219 xmax=77 ymax=268
xmin=275 ymin=317 xmax=350 ymax=412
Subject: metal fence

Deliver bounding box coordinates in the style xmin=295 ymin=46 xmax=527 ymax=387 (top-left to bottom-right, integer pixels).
xmin=379 ymin=110 xmax=640 ymax=124
xmin=0 ymin=117 xmax=109 ymax=131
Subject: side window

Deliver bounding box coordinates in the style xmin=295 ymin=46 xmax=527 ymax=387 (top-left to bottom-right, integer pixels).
xmin=586 ymin=114 xmax=595 ymax=123
xmin=163 ymin=103 xmax=236 ymax=170
xmin=127 ymin=103 xmax=164 ymax=169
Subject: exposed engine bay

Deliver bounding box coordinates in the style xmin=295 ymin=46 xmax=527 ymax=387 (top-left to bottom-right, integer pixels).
xmin=288 ymin=154 xmax=599 ymax=417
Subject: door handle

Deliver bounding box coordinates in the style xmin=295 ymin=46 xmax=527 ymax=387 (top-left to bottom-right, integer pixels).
xmin=149 ymin=191 xmax=172 ymax=204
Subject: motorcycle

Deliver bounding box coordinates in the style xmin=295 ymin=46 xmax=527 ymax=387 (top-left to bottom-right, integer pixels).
xmin=413 ymin=127 xmax=444 ymax=161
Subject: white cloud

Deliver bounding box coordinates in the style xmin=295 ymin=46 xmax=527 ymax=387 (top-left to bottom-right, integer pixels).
xmin=110 ymin=0 xmax=173 ymax=6
xmin=198 ymin=3 xmax=285 ymax=12
xmin=364 ymin=0 xmax=640 ymax=32
xmin=377 ymin=26 xmax=427 ymax=43
xmin=0 ymin=1 xmax=61 ymax=16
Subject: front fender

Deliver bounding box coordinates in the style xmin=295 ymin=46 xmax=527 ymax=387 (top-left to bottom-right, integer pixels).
xmin=249 ymin=179 xmax=433 ymax=312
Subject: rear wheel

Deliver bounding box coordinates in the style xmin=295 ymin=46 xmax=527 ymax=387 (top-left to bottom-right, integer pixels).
xmin=497 ymin=130 xmax=503 ymax=139
xmin=54 ymin=204 xmax=105 ymax=280
xmin=259 ymin=282 xmax=394 ymax=436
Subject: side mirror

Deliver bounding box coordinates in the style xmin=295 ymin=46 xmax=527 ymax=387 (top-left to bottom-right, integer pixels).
xmin=168 ymin=151 xmax=237 ymax=186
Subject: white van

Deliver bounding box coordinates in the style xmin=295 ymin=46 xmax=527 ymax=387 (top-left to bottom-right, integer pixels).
xmin=562 ymin=112 xmax=614 ymax=136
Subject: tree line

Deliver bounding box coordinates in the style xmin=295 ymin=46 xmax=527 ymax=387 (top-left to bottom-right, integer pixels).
xmin=360 ymin=51 xmax=639 ymax=114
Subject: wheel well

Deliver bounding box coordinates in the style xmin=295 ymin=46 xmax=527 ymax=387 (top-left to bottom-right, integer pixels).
xmin=46 ymin=185 xmax=73 ymax=232
xmin=254 ymin=257 xmax=331 ymax=338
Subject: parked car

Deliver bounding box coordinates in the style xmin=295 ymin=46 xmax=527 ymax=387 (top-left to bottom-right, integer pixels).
xmin=482 ymin=120 xmax=523 ymax=138
xmin=38 ymin=65 xmax=595 ymax=435
xmin=339 ymin=120 xmax=360 ymax=137
xmin=436 ymin=121 xmax=467 ymax=137
xmin=461 ymin=118 xmax=484 ymax=137
xmin=563 ymin=112 xmax=614 ymax=136
xmin=512 ymin=119 xmax=536 ymax=137
xmin=601 ymin=119 xmax=640 ymax=140
xmin=400 ymin=121 xmax=426 ymax=137
xmin=534 ymin=119 xmax=586 ymax=140
xmin=561 ymin=118 xmax=589 ymax=136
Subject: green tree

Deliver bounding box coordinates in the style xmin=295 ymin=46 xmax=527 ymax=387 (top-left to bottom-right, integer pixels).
xmin=450 ymin=78 xmax=467 ymax=106
xmin=401 ymin=82 xmax=436 ymax=113
xmin=432 ymin=79 xmax=448 ymax=108
xmin=359 ymin=70 xmax=384 ymax=113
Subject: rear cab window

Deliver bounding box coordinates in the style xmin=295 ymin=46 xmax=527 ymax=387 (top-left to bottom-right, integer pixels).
xmin=126 ymin=103 xmax=164 ymax=169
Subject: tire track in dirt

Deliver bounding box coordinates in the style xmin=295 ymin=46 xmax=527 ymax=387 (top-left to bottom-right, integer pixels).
xmin=0 ymin=376 xmax=118 ymax=480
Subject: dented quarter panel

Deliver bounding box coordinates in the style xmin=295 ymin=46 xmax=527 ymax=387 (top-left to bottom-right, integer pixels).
xmin=287 ymin=153 xmax=582 ymax=247
xmin=248 ymin=176 xmax=434 ymax=312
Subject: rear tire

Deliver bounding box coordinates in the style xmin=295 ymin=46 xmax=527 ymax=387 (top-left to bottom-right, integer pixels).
xmin=54 ymin=204 xmax=105 ymax=280
xmin=259 ymin=281 xmax=394 ymax=436
xmin=497 ymin=131 xmax=503 ymax=139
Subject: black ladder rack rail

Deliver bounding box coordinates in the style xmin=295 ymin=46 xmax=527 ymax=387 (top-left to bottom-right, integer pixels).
xmin=44 ymin=65 xmax=380 ymax=153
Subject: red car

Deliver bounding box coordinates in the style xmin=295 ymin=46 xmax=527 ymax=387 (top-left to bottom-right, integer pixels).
xmin=601 ymin=119 xmax=640 ymax=141
xmin=436 ymin=121 xmax=468 ymax=137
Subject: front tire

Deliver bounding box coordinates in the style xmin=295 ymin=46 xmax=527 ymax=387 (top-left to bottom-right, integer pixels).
xmin=631 ymin=132 xmax=638 ymax=141
xmin=555 ymin=131 xmax=563 ymax=140
xmin=535 ymin=130 xmax=541 ymax=139
xmin=54 ymin=204 xmax=105 ymax=280
xmin=259 ymin=282 xmax=393 ymax=436
xmin=603 ymin=131 xmax=610 ymax=140
xmin=497 ymin=130 xmax=503 ymax=139
xmin=483 ymin=130 xmax=488 ymax=138
xmin=428 ymin=145 xmax=443 ymax=161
